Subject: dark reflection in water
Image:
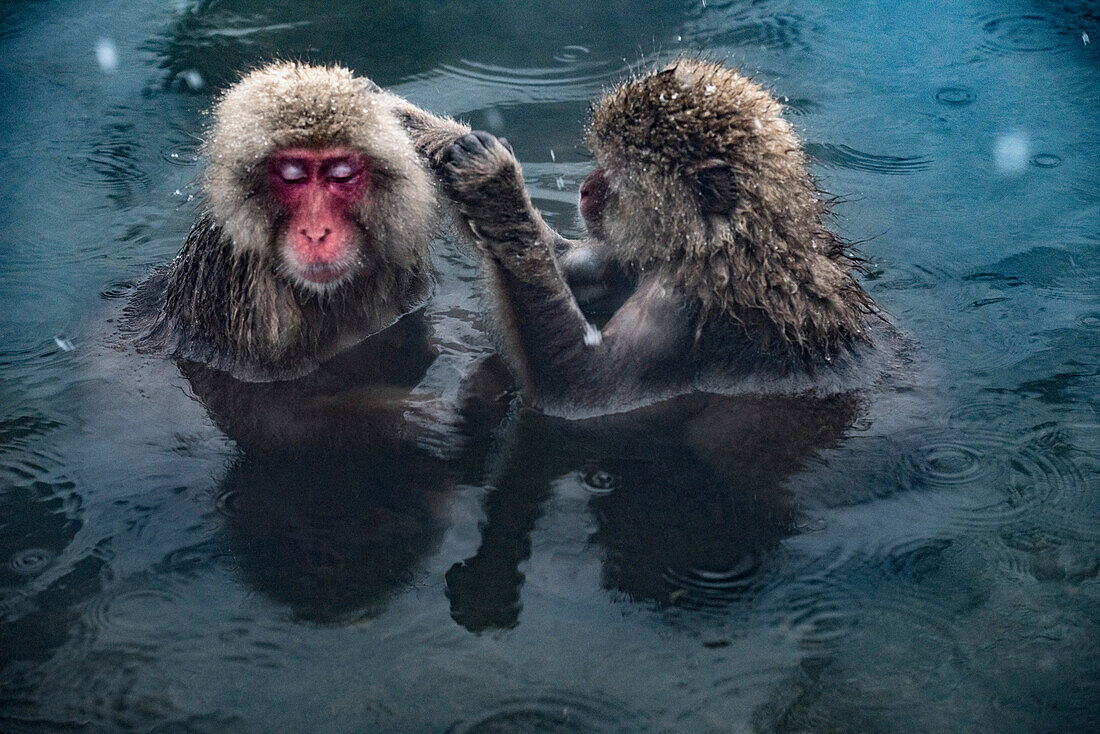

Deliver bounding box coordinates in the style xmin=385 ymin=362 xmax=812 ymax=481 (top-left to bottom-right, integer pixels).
xmin=448 ymin=393 xmax=861 ymax=630
xmin=217 ymin=453 xmax=451 ymax=624
xmin=178 ymin=309 xmax=511 ymax=622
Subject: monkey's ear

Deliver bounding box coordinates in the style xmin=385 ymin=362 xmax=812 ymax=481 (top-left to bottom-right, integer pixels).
xmin=694 ymin=159 xmax=738 ymax=214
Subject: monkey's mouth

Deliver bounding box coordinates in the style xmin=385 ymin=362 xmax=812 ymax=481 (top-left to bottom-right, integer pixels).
xmin=579 ymin=167 xmax=609 ymax=237
xmin=299 ymin=262 xmax=352 ymax=284
xmin=579 ymin=168 xmax=608 ymax=217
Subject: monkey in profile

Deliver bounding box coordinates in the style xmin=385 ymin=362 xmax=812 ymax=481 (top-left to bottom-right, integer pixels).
xmin=441 ymin=59 xmax=897 ymax=416
xmin=125 ymin=62 xmax=507 ymax=455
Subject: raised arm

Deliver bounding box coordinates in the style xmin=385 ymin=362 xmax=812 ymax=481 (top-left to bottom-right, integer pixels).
xmin=441 ymin=132 xmax=692 ymax=414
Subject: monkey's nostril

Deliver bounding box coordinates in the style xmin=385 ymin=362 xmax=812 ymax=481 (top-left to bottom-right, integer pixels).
xmin=300 ymin=227 xmax=331 ymax=244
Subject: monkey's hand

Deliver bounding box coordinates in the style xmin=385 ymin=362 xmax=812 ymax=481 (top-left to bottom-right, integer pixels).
xmin=441 ymin=132 xmax=547 ymax=262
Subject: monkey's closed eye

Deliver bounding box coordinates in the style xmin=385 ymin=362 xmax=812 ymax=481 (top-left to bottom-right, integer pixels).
xmin=275 ymin=160 xmax=308 ymax=184
xmin=325 ymin=160 xmax=358 ymax=183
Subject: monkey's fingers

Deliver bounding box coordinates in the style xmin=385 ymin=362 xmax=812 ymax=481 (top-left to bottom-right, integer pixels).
xmin=441 ymin=132 xmax=517 ymax=203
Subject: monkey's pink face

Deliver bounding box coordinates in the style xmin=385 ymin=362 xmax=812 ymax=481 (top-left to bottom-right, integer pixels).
xmin=579 ymin=166 xmax=610 ymax=238
xmin=267 ymin=148 xmax=370 ymax=291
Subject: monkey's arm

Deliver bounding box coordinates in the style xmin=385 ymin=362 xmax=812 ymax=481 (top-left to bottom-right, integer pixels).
xmin=442 ymin=132 xmax=690 ymax=412
xmin=389 ymin=96 xmax=472 ymax=167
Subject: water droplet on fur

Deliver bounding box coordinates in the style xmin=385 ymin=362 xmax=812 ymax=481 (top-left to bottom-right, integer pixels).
xmin=704 ymin=84 xmax=716 ymax=95
xmin=583 ymin=323 xmax=602 ymax=347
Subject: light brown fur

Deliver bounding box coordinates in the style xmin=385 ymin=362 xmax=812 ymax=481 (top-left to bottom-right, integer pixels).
xmin=129 ymin=62 xmax=459 ymax=381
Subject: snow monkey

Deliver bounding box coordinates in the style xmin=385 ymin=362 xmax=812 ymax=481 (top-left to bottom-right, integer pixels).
xmin=125 ymin=62 xmax=520 ymax=457
xmin=441 ymin=59 xmax=893 ymax=416
xmin=129 ymin=61 xmax=470 ymax=382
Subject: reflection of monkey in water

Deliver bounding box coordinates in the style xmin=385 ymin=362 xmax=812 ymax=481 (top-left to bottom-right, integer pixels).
xmin=446 ymin=392 xmax=862 ymax=630
xmin=219 ymin=453 xmax=451 ymax=624
xmin=124 ymin=62 xmax=508 ymax=456
xmin=442 ymin=59 xmax=896 ymax=416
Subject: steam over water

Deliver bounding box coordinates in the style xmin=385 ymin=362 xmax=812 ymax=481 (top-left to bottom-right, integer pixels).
xmin=1 ymin=1 xmax=1098 ymax=732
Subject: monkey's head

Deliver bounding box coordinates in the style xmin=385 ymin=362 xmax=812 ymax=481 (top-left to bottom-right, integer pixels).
xmin=584 ymin=59 xmax=867 ymax=353
xmin=203 ymin=62 xmax=436 ymax=295
xmin=584 ymin=59 xmax=821 ymax=263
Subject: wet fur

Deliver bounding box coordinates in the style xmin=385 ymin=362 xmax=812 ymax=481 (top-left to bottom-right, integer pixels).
xmin=587 ymin=60 xmax=875 ymax=359
xmin=442 ymin=59 xmax=891 ymax=415
xmin=127 ymin=62 xmax=467 ymax=381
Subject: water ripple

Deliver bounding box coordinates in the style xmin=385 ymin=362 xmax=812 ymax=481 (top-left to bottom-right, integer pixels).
xmin=551 ymin=45 xmax=592 ymax=64
xmin=766 ymin=572 xmax=859 ymax=651
xmin=892 ymin=426 xmax=1083 ymax=531
xmin=935 ymin=86 xmax=975 ymax=106
xmin=692 ymin=13 xmax=811 ymax=51
xmin=160 ymin=138 xmax=202 ymax=167
xmin=805 ymin=143 xmax=932 ymax=175
xmin=450 ymin=690 xmax=632 ymax=733
xmin=869 ymin=263 xmax=954 ymax=291
xmin=581 ymin=466 xmax=620 ymax=495
xmin=85 ymin=586 xmax=181 ymax=639
xmin=661 ymin=552 xmax=765 ymax=610
xmin=977 ymin=13 xmax=1077 ymax=56
xmin=969 ymin=245 xmax=1100 ymax=302
xmin=68 ymin=117 xmax=151 ymax=197
xmin=8 ymin=547 xmax=55 ymax=576
xmin=436 ymin=59 xmax=618 ymax=98
xmin=401 ymin=58 xmax=627 ymax=113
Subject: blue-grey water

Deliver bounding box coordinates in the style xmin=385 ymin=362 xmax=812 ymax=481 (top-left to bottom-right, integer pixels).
xmin=2 ymin=1 xmax=1098 ymax=732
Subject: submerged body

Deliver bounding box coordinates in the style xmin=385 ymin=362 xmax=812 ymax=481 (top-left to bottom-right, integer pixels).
xmin=442 ymin=59 xmax=901 ymax=416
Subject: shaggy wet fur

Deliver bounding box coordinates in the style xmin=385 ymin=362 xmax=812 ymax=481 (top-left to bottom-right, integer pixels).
xmin=440 ymin=58 xmax=890 ymax=415
xmin=588 ymin=60 xmax=875 ymax=360
xmin=128 ymin=62 xmax=452 ymax=381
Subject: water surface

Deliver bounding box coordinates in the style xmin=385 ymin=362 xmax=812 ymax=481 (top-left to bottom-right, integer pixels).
xmin=1 ymin=1 xmax=1098 ymax=732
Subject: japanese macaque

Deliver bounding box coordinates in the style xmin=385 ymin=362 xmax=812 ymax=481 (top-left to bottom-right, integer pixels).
xmin=442 ymin=59 xmax=893 ymax=416
xmin=128 ymin=61 xmax=470 ymax=382
xmin=124 ymin=62 xmax=513 ymax=457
